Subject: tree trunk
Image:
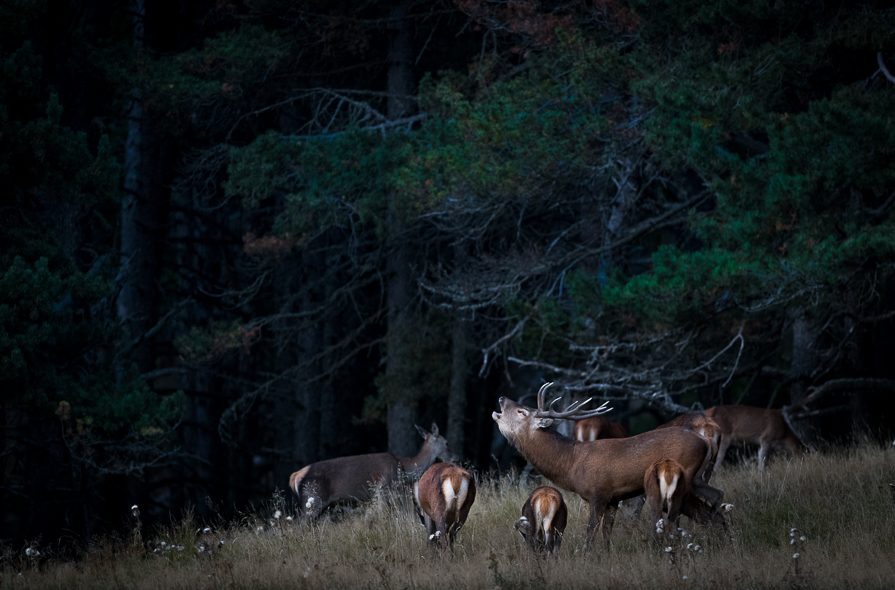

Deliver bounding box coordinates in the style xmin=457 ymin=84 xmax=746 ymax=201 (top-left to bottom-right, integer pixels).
xmin=447 ymin=317 xmax=468 ymax=458
xmin=789 ymin=309 xmax=820 ymax=406
xmin=385 ymin=1 xmax=418 ymax=457
xmin=119 ymin=0 xmax=164 ymax=376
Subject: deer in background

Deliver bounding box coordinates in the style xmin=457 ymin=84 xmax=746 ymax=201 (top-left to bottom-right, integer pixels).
xmin=514 ymin=486 xmax=567 ymax=555
xmin=573 ymin=416 xmax=627 ymax=442
xmin=413 ymin=462 xmax=476 ymax=550
xmin=492 ymin=383 xmax=724 ymax=547
xmin=289 ymin=423 xmax=456 ymax=520
xmin=644 ymin=458 xmax=689 ymax=538
xmin=705 ymin=405 xmax=807 ymax=472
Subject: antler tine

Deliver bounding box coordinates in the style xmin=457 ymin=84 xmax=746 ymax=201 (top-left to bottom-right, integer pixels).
xmin=537 ymin=382 xmax=554 ymax=410
xmin=533 ymin=390 xmax=613 ymax=420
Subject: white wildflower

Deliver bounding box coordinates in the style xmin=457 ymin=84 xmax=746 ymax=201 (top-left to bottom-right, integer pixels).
xmin=203 ymin=527 xmax=211 ymax=534
xmin=286 ymin=516 xmax=293 ymax=521
xmin=722 ymin=503 xmax=734 ymax=512
xmin=218 ymin=540 xmax=225 ymax=547
xmin=198 ymin=545 xmax=205 ymax=553
xmin=793 ymin=553 xmax=800 ymax=559
xmin=800 ymin=536 xmax=807 ymax=542
xmin=256 ymin=526 xmax=264 ymax=532
xmin=274 ymin=510 xmax=282 ymax=519
xmin=683 ymin=576 xmax=688 ymax=580
xmin=160 ymin=541 xmax=167 ymax=547
xmin=665 ymin=546 xmax=673 ymax=553
xmin=687 ymin=543 xmax=694 ymax=550
xmin=176 ymin=545 xmax=184 ymax=551
xmin=696 ymin=545 xmax=703 ymax=553
xmin=428 ymin=534 xmax=436 ymax=541
xmin=790 ymin=539 xmax=795 ymax=545
xmin=25 ymin=548 xmax=39 ymax=557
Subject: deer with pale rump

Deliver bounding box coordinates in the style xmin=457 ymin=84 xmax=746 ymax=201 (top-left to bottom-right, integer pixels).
xmin=289 ymin=423 xmax=456 ymax=520
xmin=492 ymin=382 xmax=724 ymax=547
xmin=413 ymin=462 xmax=476 ymax=550
xmin=573 ymin=416 xmax=627 ymax=442
xmin=644 ymin=458 xmax=689 ymax=538
xmin=705 ymin=405 xmax=806 ymax=472
xmin=656 ymin=411 xmax=721 ymax=481
xmin=514 ymin=486 xmax=567 ymax=555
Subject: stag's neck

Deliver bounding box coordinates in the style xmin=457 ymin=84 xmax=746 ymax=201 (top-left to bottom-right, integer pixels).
xmin=512 ymin=429 xmax=582 ymax=493
xmin=399 ymin=441 xmax=436 ymax=476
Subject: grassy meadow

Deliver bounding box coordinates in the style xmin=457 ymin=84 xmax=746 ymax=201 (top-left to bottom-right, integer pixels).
xmin=4 ymin=441 xmax=895 ymax=590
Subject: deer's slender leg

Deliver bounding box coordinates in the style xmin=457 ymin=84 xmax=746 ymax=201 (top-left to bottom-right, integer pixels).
xmin=713 ymin=435 xmax=732 ymax=473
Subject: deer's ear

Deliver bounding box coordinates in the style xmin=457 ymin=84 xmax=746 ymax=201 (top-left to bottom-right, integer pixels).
xmin=415 ymin=424 xmax=428 ymax=439
xmin=534 ymin=417 xmax=555 ymax=429
xmin=430 ymin=423 xmax=439 ymax=436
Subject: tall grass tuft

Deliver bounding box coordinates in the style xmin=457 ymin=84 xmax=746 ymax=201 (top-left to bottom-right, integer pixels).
xmin=4 ymin=440 xmax=894 ymax=589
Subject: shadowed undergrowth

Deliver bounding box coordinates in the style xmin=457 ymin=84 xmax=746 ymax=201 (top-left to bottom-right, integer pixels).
xmin=4 ymin=441 xmax=895 ymax=589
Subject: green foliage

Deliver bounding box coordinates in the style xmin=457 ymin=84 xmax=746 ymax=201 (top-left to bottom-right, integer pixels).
xmin=0 ymin=256 xmax=183 ymax=437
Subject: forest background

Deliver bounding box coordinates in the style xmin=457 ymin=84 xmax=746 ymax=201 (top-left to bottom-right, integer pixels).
xmin=3 ymin=0 xmax=895 ymax=548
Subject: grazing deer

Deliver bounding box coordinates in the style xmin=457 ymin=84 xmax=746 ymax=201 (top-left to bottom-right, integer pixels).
xmin=492 ymin=383 xmax=723 ymax=547
xmin=705 ymin=405 xmax=807 ymax=472
xmin=573 ymin=416 xmax=628 ymax=442
xmin=514 ymin=486 xmax=567 ymax=555
xmin=644 ymin=458 xmax=689 ymax=537
xmin=656 ymin=412 xmax=721 ymax=481
xmin=289 ymin=423 xmax=456 ymax=520
xmin=413 ymin=462 xmax=476 ymax=550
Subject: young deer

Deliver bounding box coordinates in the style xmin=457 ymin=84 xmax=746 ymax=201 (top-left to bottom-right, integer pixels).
xmin=656 ymin=411 xmax=721 ymax=481
xmin=705 ymin=405 xmax=806 ymax=471
xmin=413 ymin=462 xmax=476 ymax=550
xmin=573 ymin=416 xmax=628 ymax=442
xmin=289 ymin=423 xmax=456 ymax=520
xmin=514 ymin=486 xmax=568 ymax=555
xmin=492 ymin=383 xmax=723 ymax=547
xmin=644 ymin=458 xmax=689 ymax=537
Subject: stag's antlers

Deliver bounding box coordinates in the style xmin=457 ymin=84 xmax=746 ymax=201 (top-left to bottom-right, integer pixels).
xmin=534 ymin=382 xmax=612 ymax=420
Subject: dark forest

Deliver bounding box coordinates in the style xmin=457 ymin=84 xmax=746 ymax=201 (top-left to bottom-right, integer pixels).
xmin=3 ymin=0 xmax=895 ymax=550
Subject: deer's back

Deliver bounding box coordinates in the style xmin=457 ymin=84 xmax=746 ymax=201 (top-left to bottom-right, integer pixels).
xmin=706 ymin=406 xmax=789 ymax=443
xmin=293 ymin=452 xmax=401 ymax=508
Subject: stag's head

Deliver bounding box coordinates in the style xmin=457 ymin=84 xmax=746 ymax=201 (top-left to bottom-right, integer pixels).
xmin=416 ymin=423 xmax=459 ymax=463
xmin=492 ymin=382 xmax=611 ymax=443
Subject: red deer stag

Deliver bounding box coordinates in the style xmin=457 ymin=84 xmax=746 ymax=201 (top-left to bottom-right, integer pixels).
xmin=289 ymin=423 xmax=456 ymax=520
xmin=492 ymin=383 xmax=723 ymax=546
xmin=644 ymin=458 xmax=689 ymax=538
xmin=514 ymin=486 xmax=567 ymax=555
xmin=705 ymin=405 xmax=806 ymax=472
xmin=573 ymin=416 xmax=627 ymax=442
xmin=413 ymin=462 xmax=476 ymax=550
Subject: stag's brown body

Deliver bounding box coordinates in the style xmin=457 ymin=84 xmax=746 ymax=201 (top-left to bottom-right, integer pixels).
xmin=289 ymin=424 xmax=456 ymax=519
xmin=705 ymin=405 xmax=806 ymax=471
xmin=644 ymin=458 xmax=689 ymax=534
xmin=515 ymin=486 xmax=567 ymax=555
xmin=573 ymin=416 xmax=628 ymax=442
xmin=493 ymin=383 xmax=723 ymax=545
xmin=413 ymin=462 xmax=476 ymax=550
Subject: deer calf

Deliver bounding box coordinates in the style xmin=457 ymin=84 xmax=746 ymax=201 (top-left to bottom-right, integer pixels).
xmin=705 ymin=405 xmax=806 ymax=471
xmin=413 ymin=462 xmax=476 ymax=550
xmin=514 ymin=486 xmax=567 ymax=555
xmin=573 ymin=416 xmax=627 ymax=442
xmin=644 ymin=458 xmax=689 ymax=537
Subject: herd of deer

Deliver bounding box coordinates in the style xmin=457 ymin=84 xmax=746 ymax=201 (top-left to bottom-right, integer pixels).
xmin=289 ymin=383 xmax=806 ymax=553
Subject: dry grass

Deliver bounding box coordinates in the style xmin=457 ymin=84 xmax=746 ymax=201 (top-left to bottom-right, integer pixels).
xmin=4 ymin=440 xmax=895 ymax=589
